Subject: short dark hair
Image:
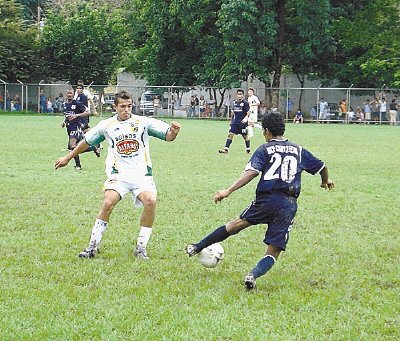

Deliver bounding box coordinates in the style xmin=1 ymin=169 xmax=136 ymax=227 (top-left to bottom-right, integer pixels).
xmin=76 ymin=83 xmax=84 ymax=89
xmin=237 ymin=89 xmax=244 ymax=95
xmin=114 ymin=90 xmax=132 ymax=105
xmin=262 ymin=112 xmax=285 ymax=136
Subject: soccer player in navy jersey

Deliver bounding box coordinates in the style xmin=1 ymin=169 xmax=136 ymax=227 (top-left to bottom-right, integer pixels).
xmin=74 ymin=84 xmax=89 ymax=131
xmin=187 ymin=112 xmax=334 ymax=290
xmin=61 ymin=89 xmax=98 ymax=170
xmin=219 ymin=89 xmax=251 ymax=154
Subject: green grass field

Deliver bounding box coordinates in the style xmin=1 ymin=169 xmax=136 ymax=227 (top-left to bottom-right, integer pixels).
xmin=0 ymin=115 xmax=399 ymax=340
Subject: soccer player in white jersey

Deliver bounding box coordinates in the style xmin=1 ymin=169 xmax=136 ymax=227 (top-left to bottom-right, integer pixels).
xmin=247 ymin=87 xmax=261 ymax=137
xmin=55 ymin=90 xmax=181 ymax=259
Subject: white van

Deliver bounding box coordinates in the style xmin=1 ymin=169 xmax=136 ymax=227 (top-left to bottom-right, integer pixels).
xmin=139 ymin=91 xmax=164 ymax=116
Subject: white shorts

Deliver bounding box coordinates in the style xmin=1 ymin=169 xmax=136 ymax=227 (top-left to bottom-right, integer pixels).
xmin=249 ymin=110 xmax=258 ymax=123
xmin=103 ymin=175 xmax=157 ymax=208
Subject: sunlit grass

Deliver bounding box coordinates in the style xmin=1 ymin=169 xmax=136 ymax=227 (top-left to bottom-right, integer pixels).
xmin=0 ymin=116 xmax=399 ymax=339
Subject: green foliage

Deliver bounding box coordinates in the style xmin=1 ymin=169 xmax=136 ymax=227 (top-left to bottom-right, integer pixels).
xmin=39 ymin=3 xmax=126 ymax=84
xmin=0 ymin=116 xmax=399 ymax=339
xmin=124 ymin=0 xmax=197 ymax=87
xmin=0 ymin=0 xmax=39 ymax=82
xmin=333 ymin=0 xmax=400 ymax=87
xmin=285 ymin=0 xmax=335 ymax=83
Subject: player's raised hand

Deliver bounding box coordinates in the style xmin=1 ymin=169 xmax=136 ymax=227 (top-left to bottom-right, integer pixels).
xmin=321 ymin=180 xmax=334 ymax=190
xmin=214 ymin=189 xmax=231 ymax=203
xmin=55 ymin=156 xmax=70 ymax=169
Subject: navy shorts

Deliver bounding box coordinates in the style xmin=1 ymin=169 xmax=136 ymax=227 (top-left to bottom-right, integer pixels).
xmin=229 ymin=124 xmax=247 ymax=135
xmin=240 ymin=193 xmax=297 ymax=250
xmin=67 ymin=122 xmax=84 ymax=140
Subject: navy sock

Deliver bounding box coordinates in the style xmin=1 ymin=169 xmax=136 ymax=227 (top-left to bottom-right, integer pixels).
xmin=245 ymin=140 xmax=250 ymax=149
xmin=225 ymin=139 xmax=232 ymax=149
xmin=195 ymin=225 xmax=230 ymax=252
xmin=251 ymin=255 xmax=276 ymax=278
xmin=74 ymin=156 xmax=81 ymax=167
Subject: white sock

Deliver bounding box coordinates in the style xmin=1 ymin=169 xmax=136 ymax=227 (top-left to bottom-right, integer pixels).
xmin=247 ymin=126 xmax=254 ymax=137
xmin=137 ymin=226 xmax=152 ymax=248
xmin=89 ymin=219 xmax=108 ymax=250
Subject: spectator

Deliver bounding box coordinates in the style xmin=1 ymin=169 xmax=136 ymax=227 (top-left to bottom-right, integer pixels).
xmin=153 ymin=95 xmax=160 ymax=116
xmin=199 ymin=95 xmax=207 ymax=117
xmin=356 ymin=106 xmax=364 ymax=123
xmin=377 ymin=96 xmax=387 ymax=121
xmin=293 ymin=108 xmax=304 ymax=123
xmin=54 ymin=93 xmax=64 ymax=113
xmin=310 ymin=106 xmax=317 ymax=120
xmin=5 ymin=91 xmax=11 ymax=111
xmin=389 ymin=98 xmax=398 ymax=126
xmin=363 ymin=99 xmax=372 ymax=124
xmin=319 ymin=98 xmax=328 ymax=122
xmin=0 ymin=92 xmax=3 ymax=110
xmin=47 ymin=97 xmax=54 ymax=114
xmin=188 ymin=95 xmax=196 ymax=117
xmin=13 ymin=93 xmax=21 ymax=111
xmin=259 ymin=101 xmax=267 ymax=119
xmin=339 ymin=99 xmax=347 ymax=120
xmin=40 ymin=89 xmax=46 ymax=113
xmin=348 ymin=107 xmax=355 ymax=121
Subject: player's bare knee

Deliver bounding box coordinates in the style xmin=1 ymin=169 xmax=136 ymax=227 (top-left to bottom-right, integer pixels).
xmin=142 ymin=196 xmax=157 ymax=209
xmin=101 ymin=197 xmax=117 ymax=213
xmin=226 ymin=219 xmax=249 ymax=235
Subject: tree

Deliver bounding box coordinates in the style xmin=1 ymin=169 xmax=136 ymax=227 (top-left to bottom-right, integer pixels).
xmin=39 ymin=3 xmax=126 ymax=84
xmin=332 ymin=0 xmax=400 ymax=87
xmin=0 ymin=0 xmax=39 ymax=82
xmin=285 ymin=0 xmax=333 ymax=109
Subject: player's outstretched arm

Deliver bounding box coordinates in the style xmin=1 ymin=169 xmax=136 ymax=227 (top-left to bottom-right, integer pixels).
xmin=319 ymin=166 xmax=334 ymax=190
xmin=166 ymin=121 xmax=181 ymax=141
xmin=55 ymin=140 xmax=90 ymax=169
xmin=214 ymin=170 xmax=258 ymax=203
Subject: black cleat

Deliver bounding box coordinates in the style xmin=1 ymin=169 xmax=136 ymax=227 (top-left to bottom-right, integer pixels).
xmin=244 ymin=273 xmax=257 ymax=291
xmin=218 ymin=149 xmax=228 ymax=154
xmin=78 ymin=248 xmax=96 ymax=258
xmin=185 ymin=244 xmax=199 ymax=257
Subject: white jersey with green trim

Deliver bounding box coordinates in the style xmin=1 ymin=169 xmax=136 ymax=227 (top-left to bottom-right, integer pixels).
xmin=84 ymin=114 xmax=170 ymax=181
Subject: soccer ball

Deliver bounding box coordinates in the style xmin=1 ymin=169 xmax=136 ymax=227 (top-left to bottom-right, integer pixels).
xmin=197 ymin=243 xmax=224 ymax=268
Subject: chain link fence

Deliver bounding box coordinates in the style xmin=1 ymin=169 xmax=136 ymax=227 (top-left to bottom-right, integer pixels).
xmin=0 ymin=80 xmax=398 ymax=124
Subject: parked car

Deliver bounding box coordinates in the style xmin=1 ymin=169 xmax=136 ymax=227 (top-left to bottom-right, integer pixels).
xmin=139 ymin=91 xmax=167 ymax=115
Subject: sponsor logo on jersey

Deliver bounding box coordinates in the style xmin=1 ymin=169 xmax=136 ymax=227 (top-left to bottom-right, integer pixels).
xmin=116 ymin=139 xmax=139 ymax=155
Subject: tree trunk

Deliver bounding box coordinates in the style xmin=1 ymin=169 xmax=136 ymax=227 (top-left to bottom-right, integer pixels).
xmin=264 ymin=0 xmax=286 ymax=110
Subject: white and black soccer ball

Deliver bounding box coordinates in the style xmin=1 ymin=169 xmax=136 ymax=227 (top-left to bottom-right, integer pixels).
xmin=197 ymin=243 xmax=224 ymax=268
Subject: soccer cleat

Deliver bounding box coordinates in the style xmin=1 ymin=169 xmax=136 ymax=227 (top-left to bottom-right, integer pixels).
xmin=218 ymin=148 xmax=228 ymax=154
xmin=185 ymin=244 xmax=199 ymax=257
xmin=134 ymin=245 xmax=150 ymax=260
xmin=74 ymin=166 xmax=82 ymax=171
xmin=244 ymin=273 xmax=257 ymax=291
xmin=78 ymin=247 xmax=96 ymax=258
xmin=246 ymin=149 xmax=251 ymax=154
